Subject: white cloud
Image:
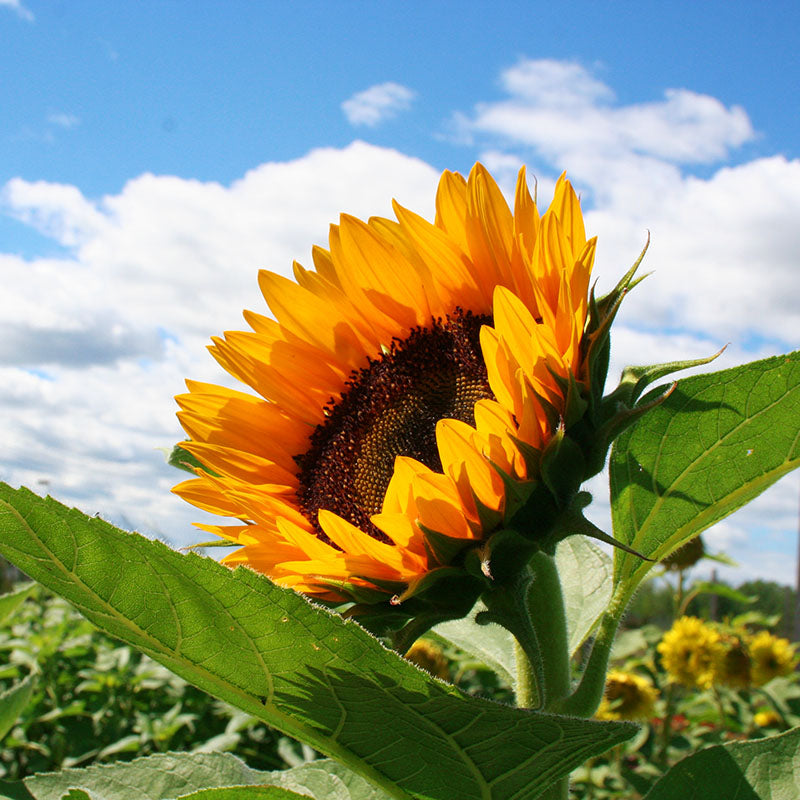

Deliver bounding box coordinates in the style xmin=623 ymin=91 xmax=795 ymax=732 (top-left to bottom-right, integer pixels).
xmin=3 ymin=62 xmax=799 ymax=584
xmin=341 ymin=82 xmax=416 ymax=127
xmin=463 ymin=59 xmax=753 ymax=172
xmin=47 ymin=112 xmax=80 ymax=129
xmin=0 ymin=0 xmax=33 ymax=21
xmin=451 ymin=59 xmax=799 ymax=351
xmin=1 ymin=142 xmax=440 ymax=545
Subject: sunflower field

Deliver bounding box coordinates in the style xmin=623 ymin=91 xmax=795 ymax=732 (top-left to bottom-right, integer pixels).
xmin=0 ymin=576 xmax=797 ymax=799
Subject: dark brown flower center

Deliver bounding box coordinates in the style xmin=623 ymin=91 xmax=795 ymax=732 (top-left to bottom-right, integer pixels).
xmin=295 ymin=310 xmax=493 ymax=543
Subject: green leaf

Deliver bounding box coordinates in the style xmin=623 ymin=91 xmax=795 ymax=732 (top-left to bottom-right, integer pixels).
xmin=0 ymin=485 xmax=636 ymax=800
xmin=0 ymin=673 xmax=35 ymax=741
xmin=23 ymin=752 xmax=390 ymax=800
xmin=167 ymin=446 xmax=218 ymax=477
xmin=433 ymin=602 xmax=516 ymax=686
xmin=244 ymin=760 xmax=392 ymax=800
xmin=24 ymin=752 xmax=289 ymax=800
xmin=177 ymin=789 xmax=310 ymax=800
xmin=689 ymin=581 xmax=756 ymax=606
xmin=0 ymin=582 xmax=36 ymax=625
xmin=610 ymin=351 xmax=800 ymax=601
xmin=0 ymin=779 xmax=35 ymax=800
xmin=643 ymin=725 xmax=800 ymax=800
xmin=554 ymin=535 xmax=612 ymax=656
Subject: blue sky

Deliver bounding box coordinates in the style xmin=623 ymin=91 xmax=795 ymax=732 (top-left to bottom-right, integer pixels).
xmin=2 ymin=0 xmax=799 ymax=585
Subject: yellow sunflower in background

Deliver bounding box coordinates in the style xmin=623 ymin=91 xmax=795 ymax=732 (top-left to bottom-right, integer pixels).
xmin=596 ymin=671 xmax=658 ymax=721
xmin=748 ymin=631 xmax=797 ymax=686
xmin=712 ymin=633 xmax=752 ymax=689
xmin=173 ymin=163 xmax=644 ymax=625
xmin=657 ymin=616 xmax=723 ymax=689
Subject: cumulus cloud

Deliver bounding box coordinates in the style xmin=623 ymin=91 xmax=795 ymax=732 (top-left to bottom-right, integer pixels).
xmin=461 ymin=59 xmax=753 ymax=175
xmin=1 ymin=142 xmax=440 ymax=544
xmin=452 ymin=58 xmax=800 ymax=350
xmin=0 ymin=0 xmax=33 ymax=21
xmin=3 ymin=64 xmax=799 ymax=580
xmin=341 ymin=82 xmax=416 ymax=126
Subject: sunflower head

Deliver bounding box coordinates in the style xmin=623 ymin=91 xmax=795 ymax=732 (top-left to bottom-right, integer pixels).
xmin=748 ymin=631 xmax=798 ymax=686
xmin=661 ymin=535 xmax=706 ymax=571
xmin=657 ymin=616 xmax=723 ymax=689
xmin=712 ymin=633 xmax=752 ymax=689
xmin=173 ymin=162 xmax=672 ymax=634
xmin=596 ymin=670 xmax=658 ymax=721
xmin=753 ymin=709 xmax=782 ymax=728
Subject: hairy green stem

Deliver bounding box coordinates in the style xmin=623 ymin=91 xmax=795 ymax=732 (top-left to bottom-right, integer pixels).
xmin=481 ymin=566 xmax=545 ymax=707
xmin=526 ymin=551 xmax=571 ymax=710
xmin=553 ymin=588 xmax=626 ymax=717
xmin=514 ymin=638 xmax=539 ymax=709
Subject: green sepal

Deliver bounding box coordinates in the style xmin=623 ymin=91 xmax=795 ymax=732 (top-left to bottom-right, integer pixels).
xmin=345 ymin=565 xmax=484 ymax=641
xmin=583 ymin=237 xmax=650 ymax=415
xmin=545 ymin=367 xmax=589 ymax=429
xmin=605 ymin=347 xmax=725 ymax=409
xmin=540 ymin=425 xmax=585 ymax=508
xmin=509 ymin=435 xmax=543 ymax=480
xmin=470 ymin=489 xmax=504 ymax=533
xmin=584 ymin=287 xmax=612 ymax=407
xmin=418 ymin=522 xmax=477 ymax=567
xmin=555 ymin=504 xmax=653 ymax=562
xmin=181 ymin=539 xmax=238 ymax=550
xmin=583 ymin=381 xmax=677 ymax=478
xmin=488 ymin=461 xmax=537 ymax=524
xmin=317 ymin=576 xmax=402 ymax=606
xmin=504 ymin=479 xmax=561 ymax=544
xmin=592 ymin=235 xmax=650 ymax=318
xmin=466 ymin=528 xmax=539 ymax=585
xmin=168 ymin=444 xmax=219 ymax=477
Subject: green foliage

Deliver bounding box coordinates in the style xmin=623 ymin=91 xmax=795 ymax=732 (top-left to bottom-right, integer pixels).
xmin=0 ymin=676 xmax=34 ymax=744
xmin=20 ymin=752 xmax=388 ymax=800
xmin=0 ymin=585 xmax=285 ymax=780
xmin=610 ymin=350 xmax=800 ymax=602
xmin=0 ymin=585 xmax=35 ymax=626
xmin=643 ymin=726 xmax=800 ymax=799
xmin=0 ymin=485 xmax=636 ymax=800
xmin=0 ymin=348 xmax=798 ymax=798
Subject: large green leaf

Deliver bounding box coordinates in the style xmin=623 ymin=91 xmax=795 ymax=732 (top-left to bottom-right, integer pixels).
xmin=610 ymin=351 xmax=800 ymax=599
xmin=554 ymin=535 xmax=612 ymax=655
xmin=643 ymin=726 xmax=800 ymax=799
xmin=0 ymin=673 xmax=34 ymax=742
xmin=178 ymin=789 xmax=311 ymax=800
xmin=23 ymin=751 xmax=383 ymax=800
xmin=23 ymin=752 xmax=321 ymax=800
xmin=0 ymin=485 xmax=636 ymax=800
xmin=432 ymin=603 xmax=516 ymax=687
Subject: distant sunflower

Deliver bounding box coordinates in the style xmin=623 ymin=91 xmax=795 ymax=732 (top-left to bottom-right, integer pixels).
xmin=596 ymin=671 xmax=658 ymax=721
xmin=657 ymin=616 xmax=723 ymax=689
xmin=713 ymin=633 xmax=752 ymax=689
xmin=748 ymin=631 xmax=797 ymax=686
xmin=174 ymin=164 xmax=621 ymax=611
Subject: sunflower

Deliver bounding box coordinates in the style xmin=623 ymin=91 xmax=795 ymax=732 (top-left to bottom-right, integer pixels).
xmin=657 ymin=616 xmax=723 ymax=689
xmin=712 ymin=632 xmax=752 ymax=689
xmin=174 ymin=163 xmax=644 ymax=623
xmin=748 ymin=631 xmax=797 ymax=686
xmin=596 ymin=671 xmax=658 ymax=721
